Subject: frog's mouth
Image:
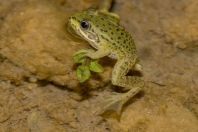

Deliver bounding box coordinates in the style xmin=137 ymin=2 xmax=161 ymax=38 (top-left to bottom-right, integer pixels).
xmin=67 ymin=23 xmax=82 ymax=39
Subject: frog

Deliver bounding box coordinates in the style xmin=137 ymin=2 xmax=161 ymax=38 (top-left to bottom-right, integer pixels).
xmin=67 ymin=9 xmax=144 ymax=116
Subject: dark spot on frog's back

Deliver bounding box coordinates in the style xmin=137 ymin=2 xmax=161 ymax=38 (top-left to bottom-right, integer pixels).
xmin=101 ymin=35 xmax=104 ymax=39
xmin=101 ymin=17 xmax=104 ymax=20
xmin=100 ymin=29 xmax=107 ymax=33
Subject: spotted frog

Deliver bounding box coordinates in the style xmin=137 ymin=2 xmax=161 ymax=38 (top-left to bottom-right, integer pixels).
xmin=67 ymin=9 xmax=144 ymax=115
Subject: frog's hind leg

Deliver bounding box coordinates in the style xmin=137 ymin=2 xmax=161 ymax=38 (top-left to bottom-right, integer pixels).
xmin=98 ymin=57 xmax=144 ymax=116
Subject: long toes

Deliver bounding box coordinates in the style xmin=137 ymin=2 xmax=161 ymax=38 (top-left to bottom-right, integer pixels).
xmin=96 ymin=95 xmax=125 ymax=117
xmin=74 ymin=49 xmax=88 ymax=55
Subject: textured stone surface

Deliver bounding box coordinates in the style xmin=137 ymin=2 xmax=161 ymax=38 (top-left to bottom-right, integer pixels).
xmin=0 ymin=0 xmax=197 ymax=131
xmin=0 ymin=0 xmax=111 ymax=90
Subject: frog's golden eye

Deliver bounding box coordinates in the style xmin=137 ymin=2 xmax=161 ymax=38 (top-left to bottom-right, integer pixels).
xmin=80 ymin=20 xmax=90 ymax=30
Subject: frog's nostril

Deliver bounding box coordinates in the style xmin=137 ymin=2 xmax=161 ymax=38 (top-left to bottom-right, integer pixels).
xmin=71 ymin=16 xmax=76 ymax=20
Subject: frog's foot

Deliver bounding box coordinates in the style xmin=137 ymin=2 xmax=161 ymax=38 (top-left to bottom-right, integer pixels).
xmin=134 ymin=63 xmax=143 ymax=72
xmin=103 ymin=11 xmax=120 ymax=20
xmin=96 ymin=93 xmax=124 ymax=117
xmin=97 ymin=87 xmax=141 ymax=117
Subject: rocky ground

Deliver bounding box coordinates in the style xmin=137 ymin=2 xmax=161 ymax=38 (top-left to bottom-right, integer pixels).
xmin=0 ymin=0 xmax=197 ymax=131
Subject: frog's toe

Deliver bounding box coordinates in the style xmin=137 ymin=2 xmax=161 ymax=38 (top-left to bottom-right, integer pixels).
xmin=109 ymin=13 xmax=120 ymax=20
xmin=96 ymin=94 xmax=125 ymax=117
xmin=74 ymin=49 xmax=95 ymax=56
xmin=74 ymin=49 xmax=88 ymax=56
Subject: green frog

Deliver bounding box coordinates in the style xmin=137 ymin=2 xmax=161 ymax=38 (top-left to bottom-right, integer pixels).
xmin=67 ymin=9 xmax=144 ymax=116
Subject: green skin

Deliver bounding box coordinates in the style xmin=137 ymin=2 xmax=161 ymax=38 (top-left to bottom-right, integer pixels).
xmin=68 ymin=9 xmax=144 ymax=115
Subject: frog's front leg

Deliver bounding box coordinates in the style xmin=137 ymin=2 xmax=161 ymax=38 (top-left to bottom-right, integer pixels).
xmin=77 ymin=48 xmax=110 ymax=59
xmin=98 ymin=55 xmax=144 ymax=116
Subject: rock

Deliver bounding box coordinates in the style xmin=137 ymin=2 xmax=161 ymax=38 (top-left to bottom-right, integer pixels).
xmin=0 ymin=0 xmax=110 ymax=90
xmin=161 ymin=0 xmax=198 ymax=49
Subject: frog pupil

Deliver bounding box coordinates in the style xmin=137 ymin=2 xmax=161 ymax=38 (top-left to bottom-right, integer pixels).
xmin=80 ymin=21 xmax=90 ymax=29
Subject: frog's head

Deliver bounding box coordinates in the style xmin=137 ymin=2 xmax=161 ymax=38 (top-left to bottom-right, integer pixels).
xmin=67 ymin=9 xmax=100 ymax=47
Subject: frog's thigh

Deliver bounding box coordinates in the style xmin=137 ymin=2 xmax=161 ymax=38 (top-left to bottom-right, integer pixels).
xmin=98 ymin=10 xmax=120 ymax=22
xmin=105 ymin=12 xmax=120 ymax=20
xmin=112 ymin=58 xmax=144 ymax=89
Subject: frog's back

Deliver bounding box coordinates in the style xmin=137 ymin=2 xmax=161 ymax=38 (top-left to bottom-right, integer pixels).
xmin=91 ymin=14 xmax=137 ymax=58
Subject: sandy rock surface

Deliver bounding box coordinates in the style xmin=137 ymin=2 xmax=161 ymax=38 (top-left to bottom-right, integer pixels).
xmin=0 ymin=0 xmax=197 ymax=131
xmin=0 ymin=0 xmax=111 ymax=90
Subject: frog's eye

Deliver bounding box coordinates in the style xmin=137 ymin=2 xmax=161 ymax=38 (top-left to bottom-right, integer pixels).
xmin=80 ymin=20 xmax=90 ymax=30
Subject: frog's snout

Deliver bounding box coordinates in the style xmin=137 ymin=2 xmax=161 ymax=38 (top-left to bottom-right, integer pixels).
xmin=67 ymin=17 xmax=75 ymax=30
xmin=67 ymin=17 xmax=72 ymax=26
